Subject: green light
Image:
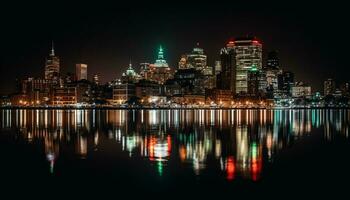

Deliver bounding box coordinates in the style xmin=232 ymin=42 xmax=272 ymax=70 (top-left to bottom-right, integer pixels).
xmin=157 ymin=160 xmax=163 ymax=176
xmin=250 ymin=65 xmax=258 ymax=71
xmin=251 ymin=142 xmax=257 ymax=159
xmin=158 ymin=45 xmax=164 ymax=59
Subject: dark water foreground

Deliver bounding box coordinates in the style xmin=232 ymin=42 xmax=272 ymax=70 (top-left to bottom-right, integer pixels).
xmin=0 ymin=109 xmax=349 ymax=198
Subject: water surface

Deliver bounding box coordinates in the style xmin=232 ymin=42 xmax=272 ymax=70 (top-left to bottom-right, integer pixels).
xmin=0 ymin=109 xmax=349 ymax=197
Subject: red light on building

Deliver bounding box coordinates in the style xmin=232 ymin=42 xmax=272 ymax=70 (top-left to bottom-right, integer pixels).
xmin=252 ymin=40 xmax=261 ymax=45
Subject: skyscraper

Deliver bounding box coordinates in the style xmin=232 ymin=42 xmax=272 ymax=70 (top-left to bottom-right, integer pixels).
xmin=76 ymin=64 xmax=88 ymax=80
xmin=148 ymin=46 xmax=173 ymax=84
xmin=93 ymin=74 xmax=99 ymax=85
xmin=216 ymin=48 xmax=235 ymax=92
xmin=139 ymin=63 xmax=150 ymax=79
xmin=324 ymin=78 xmax=336 ymax=96
xmin=265 ymin=51 xmax=281 ymax=90
xmin=266 ymin=51 xmax=279 ymax=69
xmin=214 ymin=61 xmax=222 ymax=75
xmin=227 ymin=37 xmax=262 ymax=94
xmin=44 ymin=42 xmax=60 ymax=80
xmin=247 ymin=66 xmax=267 ymax=97
xmin=186 ymin=43 xmax=207 ymax=71
xmin=277 ymin=71 xmax=294 ymax=97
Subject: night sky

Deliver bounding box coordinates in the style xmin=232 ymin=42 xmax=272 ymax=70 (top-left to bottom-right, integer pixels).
xmin=1 ymin=1 xmax=349 ymax=94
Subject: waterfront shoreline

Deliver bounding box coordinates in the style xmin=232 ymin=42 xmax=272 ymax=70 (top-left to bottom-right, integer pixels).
xmin=1 ymin=106 xmax=349 ymax=110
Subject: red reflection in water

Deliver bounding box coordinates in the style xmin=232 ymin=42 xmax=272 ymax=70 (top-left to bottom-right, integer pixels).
xmin=148 ymin=136 xmax=156 ymax=161
xmin=251 ymin=157 xmax=262 ymax=181
xmin=226 ymin=156 xmax=235 ymax=180
xmin=167 ymin=135 xmax=171 ymax=154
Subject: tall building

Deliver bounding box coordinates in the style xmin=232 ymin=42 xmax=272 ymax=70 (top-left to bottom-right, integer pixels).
xmin=93 ymin=74 xmax=99 ymax=85
xmin=148 ymin=46 xmax=173 ymax=84
xmin=216 ymin=48 xmax=235 ymax=93
xmin=186 ymin=43 xmax=207 ymax=71
xmin=45 ymin=42 xmax=60 ymax=80
xmin=139 ymin=63 xmax=150 ymax=79
xmin=324 ymin=78 xmax=336 ymax=96
xmin=340 ymin=82 xmax=350 ymax=96
xmin=264 ymin=51 xmax=281 ymax=90
xmin=277 ymin=71 xmax=294 ymax=97
xmin=247 ymin=66 xmax=267 ymax=97
xmin=227 ymin=37 xmax=262 ymax=94
xmin=153 ymin=46 xmax=168 ymax=68
xmin=247 ymin=67 xmax=260 ymax=97
xmin=266 ymin=51 xmax=279 ymax=69
xmin=214 ymin=61 xmax=222 ymax=75
xmin=76 ymin=64 xmax=88 ymax=80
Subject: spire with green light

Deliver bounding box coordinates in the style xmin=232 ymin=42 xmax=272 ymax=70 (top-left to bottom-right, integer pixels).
xmin=158 ymin=45 xmax=164 ymax=60
xmin=154 ymin=45 xmax=169 ymax=68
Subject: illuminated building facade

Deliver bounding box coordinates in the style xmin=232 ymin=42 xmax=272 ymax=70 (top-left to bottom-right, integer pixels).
xmin=178 ymin=55 xmax=187 ymax=69
xmin=214 ymin=61 xmax=221 ymax=75
xmin=324 ymin=78 xmax=336 ymax=96
xmin=113 ymin=80 xmax=136 ymax=104
xmin=139 ymin=63 xmax=150 ymax=79
xmin=216 ymin=48 xmax=235 ymax=92
xmin=206 ymin=89 xmax=233 ymax=106
xmin=264 ymin=51 xmax=281 ymax=91
xmin=45 ymin=42 xmax=60 ymax=81
xmin=227 ymin=37 xmax=262 ymax=94
xmin=148 ymin=46 xmax=173 ymax=84
xmin=20 ymin=77 xmax=52 ymax=105
xmin=76 ymin=80 xmax=91 ymax=103
xmin=186 ymin=43 xmax=207 ymax=71
xmin=277 ymin=71 xmax=294 ymax=98
xmin=291 ymin=82 xmax=312 ymax=98
xmin=167 ymin=68 xmax=205 ymax=96
xmin=340 ymin=82 xmax=350 ymax=96
xmin=247 ymin=67 xmax=260 ymax=97
xmin=76 ymin=64 xmax=88 ymax=80
xmin=121 ymin=62 xmax=141 ymax=83
xmin=93 ymin=74 xmax=99 ymax=85
xmin=135 ymin=79 xmax=162 ymax=102
xmin=52 ymin=86 xmax=77 ymax=105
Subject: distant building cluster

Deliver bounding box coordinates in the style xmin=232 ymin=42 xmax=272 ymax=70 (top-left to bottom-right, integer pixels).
xmin=1 ymin=37 xmax=349 ymax=108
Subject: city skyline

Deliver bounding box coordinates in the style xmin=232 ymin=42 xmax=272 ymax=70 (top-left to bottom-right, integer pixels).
xmin=1 ymin=1 xmax=350 ymax=197
xmin=1 ymin=1 xmax=350 ymax=94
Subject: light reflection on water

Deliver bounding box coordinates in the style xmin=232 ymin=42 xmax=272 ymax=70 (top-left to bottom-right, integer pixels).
xmin=0 ymin=109 xmax=349 ymax=181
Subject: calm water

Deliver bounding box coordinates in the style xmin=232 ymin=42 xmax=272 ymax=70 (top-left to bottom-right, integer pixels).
xmin=1 ymin=109 xmax=349 ymax=197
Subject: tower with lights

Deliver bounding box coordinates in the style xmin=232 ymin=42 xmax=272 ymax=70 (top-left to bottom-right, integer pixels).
xmin=44 ymin=41 xmax=60 ymax=80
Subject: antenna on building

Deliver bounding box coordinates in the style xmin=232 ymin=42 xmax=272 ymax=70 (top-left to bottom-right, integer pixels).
xmin=50 ymin=40 xmax=55 ymax=56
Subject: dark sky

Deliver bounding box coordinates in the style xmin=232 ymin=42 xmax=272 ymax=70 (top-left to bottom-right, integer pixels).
xmin=1 ymin=1 xmax=349 ymax=94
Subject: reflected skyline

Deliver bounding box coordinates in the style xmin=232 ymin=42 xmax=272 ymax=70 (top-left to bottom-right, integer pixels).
xmin=0 ymin=109 xmax=349 ymax=181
